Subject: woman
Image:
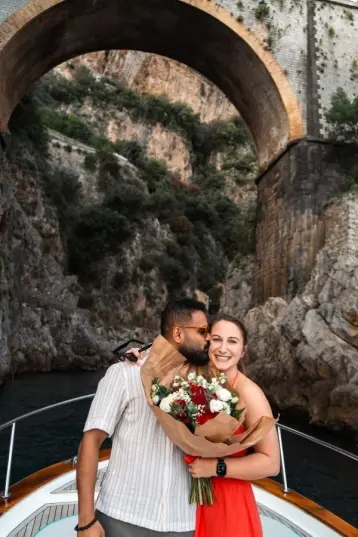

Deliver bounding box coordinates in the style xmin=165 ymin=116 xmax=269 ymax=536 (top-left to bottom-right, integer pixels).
xmin=188 ymin=314 xmax=280 ymax=537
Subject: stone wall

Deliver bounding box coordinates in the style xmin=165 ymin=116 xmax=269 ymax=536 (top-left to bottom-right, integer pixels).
xmin=314 ymin=0 xmax=358 ymax=135
xmin=0 ymin=0 xmax=24 ymax=22
xmin=254 ymin=139 xmax=358 ymax=304
xmin=216 ymin=0 xmax=308 ymax=130
xmin=1 ymin=0 xmax=358 ymax=142
xmin=324 ymin=192 xmax=358 ymax=258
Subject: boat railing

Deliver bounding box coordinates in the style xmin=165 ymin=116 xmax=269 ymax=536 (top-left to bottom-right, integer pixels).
xmin=1 ymin=394 xmax=358 ymax=501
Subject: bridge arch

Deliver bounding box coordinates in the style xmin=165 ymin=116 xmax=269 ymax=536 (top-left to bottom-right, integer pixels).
xmin=0 ymin=0 xmax=303 ymax=167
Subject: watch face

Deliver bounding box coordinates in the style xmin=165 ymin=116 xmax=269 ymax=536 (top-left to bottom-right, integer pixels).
xmin=217 ymin=460 xmax=226 ymax=476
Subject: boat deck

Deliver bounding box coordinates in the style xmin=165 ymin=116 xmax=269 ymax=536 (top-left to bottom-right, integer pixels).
xmin=8 ymin=502 xmax=78 ymax=537
xmin=7 ymin=470 xmax=312 ymax=537
xmin=3 ymin=458 xmax=356 ymax=537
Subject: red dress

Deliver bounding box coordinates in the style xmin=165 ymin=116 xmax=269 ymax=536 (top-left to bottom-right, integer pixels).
xmin=194 ymin=426 xmax=263 ymax=537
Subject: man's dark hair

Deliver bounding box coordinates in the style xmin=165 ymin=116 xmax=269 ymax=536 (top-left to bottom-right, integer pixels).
xmin=160 ymin=298 xmax=207 ymax=338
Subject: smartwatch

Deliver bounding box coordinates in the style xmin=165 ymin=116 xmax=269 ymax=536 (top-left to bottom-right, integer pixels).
xmin=216 ymin=458 xmax=227 ymax=477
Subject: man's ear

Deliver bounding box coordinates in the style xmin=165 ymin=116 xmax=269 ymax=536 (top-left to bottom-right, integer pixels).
xmin=172 ymin=326 xmax=183 ymax=344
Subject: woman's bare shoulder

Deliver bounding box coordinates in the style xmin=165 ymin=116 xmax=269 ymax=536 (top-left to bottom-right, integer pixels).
xmin=235 ymin=374 xmax=272 ymax=414
xmin=235 ymin=373 xmax=260 ymax=394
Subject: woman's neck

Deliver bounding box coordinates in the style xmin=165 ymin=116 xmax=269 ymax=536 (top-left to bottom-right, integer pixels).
xmin=226 ymin=368 xmax=240 ymax=387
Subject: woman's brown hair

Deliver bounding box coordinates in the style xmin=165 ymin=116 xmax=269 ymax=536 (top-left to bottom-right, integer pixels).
xmin=209 ymin=313 xmax=248 ymax=372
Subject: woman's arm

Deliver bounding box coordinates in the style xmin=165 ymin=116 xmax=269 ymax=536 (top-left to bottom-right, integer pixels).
xmin=189 ymin=381 xmax=280 ymax=481
xmin=226 ymin=381 xmax=280 ymax=479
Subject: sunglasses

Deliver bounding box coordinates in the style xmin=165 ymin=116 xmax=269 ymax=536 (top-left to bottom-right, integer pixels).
xmin=113 ymin=339 xmax=152 ymax=362
xmin=177 ymin=325 xmax=210 ymax=337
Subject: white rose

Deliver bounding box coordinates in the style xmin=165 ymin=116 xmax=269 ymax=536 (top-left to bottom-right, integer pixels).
xmin=167 ymin=393 xmax=177 ymax=404
xmin=216 ymin=387 xmax=232 ymax=402
xmin=231 ymin=396 xmax=239 ymax=404
xmin=160 ymin=397 xmax=172 ymax=413
xmin=152 ymin=395 xmax=160 ymax=405
xmin=210 ymin=399 xmax=224 ymax=413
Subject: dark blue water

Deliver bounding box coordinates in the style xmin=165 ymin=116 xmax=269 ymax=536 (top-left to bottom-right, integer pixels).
xmin=0 ymin=372 xmax=357 ymax=528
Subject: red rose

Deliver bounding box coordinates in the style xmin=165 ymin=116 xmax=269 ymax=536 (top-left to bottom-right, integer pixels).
xmin=191 ymin=393 xmax=207 ymax=405
xmin=191 ymin=386 xmax=207 ymax=406
xmin=196 ymin=411 xmax=218 ymax=425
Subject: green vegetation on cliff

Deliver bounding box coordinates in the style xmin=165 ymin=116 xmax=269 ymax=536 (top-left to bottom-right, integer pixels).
xmin=7 ymin=65 xmax=256 ymax=302
xmin=326 ymin=88 xmax=358 ymax=191
xmin=326 ymin=88 xmax=358 ymax=144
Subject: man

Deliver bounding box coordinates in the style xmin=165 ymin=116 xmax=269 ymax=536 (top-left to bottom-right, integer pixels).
xmin=76 ymin=298 xmax=210 ymax=537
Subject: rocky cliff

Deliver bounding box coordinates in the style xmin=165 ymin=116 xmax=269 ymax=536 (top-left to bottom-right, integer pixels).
xmin=0 ymin=55 xmax=255 ymax=384
xmin=220 ymin=193 xmax=358 ymax=432
xmin=71 ymin=51 xmax=236 ymax=123
xmin=1 ymin=52 xmax=358 ymax=434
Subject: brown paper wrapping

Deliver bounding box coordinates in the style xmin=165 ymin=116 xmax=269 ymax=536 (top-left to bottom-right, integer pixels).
xmin=141 ymin=335 xmax=278 ymax=457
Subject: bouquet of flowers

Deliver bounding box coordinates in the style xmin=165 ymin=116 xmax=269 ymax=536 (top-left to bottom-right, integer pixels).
xmin=141 ymin=336 xmax=278 ymax=504
xmin=151 ymin=371 xmax=244 ymax=504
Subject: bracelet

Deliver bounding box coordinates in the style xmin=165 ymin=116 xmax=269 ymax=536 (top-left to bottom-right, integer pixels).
xmin=74 ymin=516 xmax=98 ymax=532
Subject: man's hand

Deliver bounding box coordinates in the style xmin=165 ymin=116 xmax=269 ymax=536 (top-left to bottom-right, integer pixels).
xmin=123 ymin=347 xmax=147 ymax=366
xmin=77 ymin=519 xmax=105 ymax=537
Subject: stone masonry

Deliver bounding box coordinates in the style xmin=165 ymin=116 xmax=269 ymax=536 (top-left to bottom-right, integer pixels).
xmin=1 ymin=0 xmax=358 ymax=138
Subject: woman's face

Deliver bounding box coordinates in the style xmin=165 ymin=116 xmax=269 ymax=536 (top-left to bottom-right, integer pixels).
xmin=209 ymin=320 xmax=246 ymax=373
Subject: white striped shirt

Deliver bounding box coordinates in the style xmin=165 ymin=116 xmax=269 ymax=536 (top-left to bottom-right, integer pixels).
xmin=84 ymin=363 xmax=195 ymax=531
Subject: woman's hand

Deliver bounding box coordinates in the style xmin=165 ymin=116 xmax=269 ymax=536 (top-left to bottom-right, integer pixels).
xmin=189 ymin=458 xmax=217 ymax=478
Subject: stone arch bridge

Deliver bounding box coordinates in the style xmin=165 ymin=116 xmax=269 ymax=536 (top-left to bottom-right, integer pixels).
xmin=0 ymin=0 xmax=358 ymax=303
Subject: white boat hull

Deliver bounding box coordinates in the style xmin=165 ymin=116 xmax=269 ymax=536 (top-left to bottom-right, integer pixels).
xmin=0 ymin=460 xmax=344 ymax=537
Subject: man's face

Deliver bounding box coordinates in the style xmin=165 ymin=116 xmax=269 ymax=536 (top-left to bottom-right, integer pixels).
xmin=177 ymin=310 xmax=210 ymax=366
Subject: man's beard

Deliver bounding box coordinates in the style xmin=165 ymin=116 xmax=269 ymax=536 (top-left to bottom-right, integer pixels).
xmin=179 ymin=342 xmax=210 ymax=366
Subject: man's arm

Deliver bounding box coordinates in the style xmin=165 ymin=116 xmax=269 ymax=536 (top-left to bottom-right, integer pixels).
xmin=76 ymin=429 xmax=108 ymax=529
xmin=76 ymin=364 xmax=129 ymax=535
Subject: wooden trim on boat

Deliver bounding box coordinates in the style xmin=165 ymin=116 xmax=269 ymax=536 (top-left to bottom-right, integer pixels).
xmin=0 ymin=449 xmax=110 ymax=515
xmin=254 ymin=478 xmax=358 ymax=537
xmin=0 ymin=453 xmax=357 ymax=536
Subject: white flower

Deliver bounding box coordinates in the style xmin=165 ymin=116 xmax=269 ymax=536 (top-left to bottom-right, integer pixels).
xmin=152 ymin=395 xmax=160 ymax=405
xmin=159 ymin=397 xmax=172 ymax=413
xmin=188 ymin=372 xmax=196 ymax=381
xmin=181 ymin=381 xmax=189 ymax=389
xmin=231 ymin=396 xmax=239 ymax=404
xmin=222 ymin=402 xmax=231 ymax=414
xmin=198 ymin=378 xmax=208 ymax=388
xmin=210 ymin=399 xmax=224 ymax=413
xmin=167 ymin=393 xmax=177 ymax=404
xmin=151 ymin=384 xmax=157 ymax=393
xmin=216 ymin=387 xmax=232 ymax=402
xmin=219 ymin=373 xmax=227 ymax=385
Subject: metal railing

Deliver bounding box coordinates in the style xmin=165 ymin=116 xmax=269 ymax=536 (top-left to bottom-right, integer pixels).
xmin=1 ymin=395 xmax=358 ymax=500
